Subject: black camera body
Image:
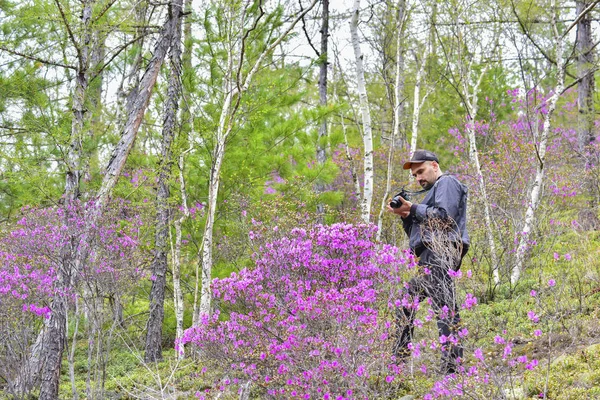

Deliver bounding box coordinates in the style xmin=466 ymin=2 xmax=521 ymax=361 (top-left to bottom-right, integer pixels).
xmin=390 ymin=189 xmax=410 ymax=208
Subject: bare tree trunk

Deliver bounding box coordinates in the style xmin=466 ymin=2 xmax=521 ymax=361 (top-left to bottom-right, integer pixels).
xmin=512 ymin=3 xmax=565 ymax=284
xmin=171 ymin=0 xmax=193 ymax=358
xmin=576 ymin=0 xmax=599 ymax=227
xmin=145 ymin=0 xmax=184 ymax=363
xmin=315 ymin=0 xmax=329 ymax=215
xmin=39 ymin=1 xmax=95 ymax=397
xmin=64 ymin=0 xmax=94 ymax=202
xmin=577 ymin=0 xmax=596 ymax=151
xmin=116 ymin=1 xmax=148 ymax=124
xmin=68 ymin=297 xmax=81 ymax=400
xmin=172 ymin=150 xmax=191 ymax=359
xmin=462 ymin=66 xmax=500 ymax=284
xmin=37 ymin=5 xmax=179 ymax=397
xmin=409 ymin=51 xmax=428 ymax=156
xmin=377 ymin=0 xmax=406 ymax=241
xmin=350 ymin=0 xmax=374 ymax=223
xmin=96 ymin=10 xmax=179 ymax=209
xmin=39 ymin=294 xmax=68 ymax=400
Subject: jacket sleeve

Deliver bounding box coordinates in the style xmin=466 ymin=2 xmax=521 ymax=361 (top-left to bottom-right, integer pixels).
xmin=410 ymin=176 xmax=463 ymax=223
xmin=401 ymin=214 xmax=414 ymax=236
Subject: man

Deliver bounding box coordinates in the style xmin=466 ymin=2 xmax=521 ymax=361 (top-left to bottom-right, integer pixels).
xmin=387 ymin=149 xmax=469 ymax=374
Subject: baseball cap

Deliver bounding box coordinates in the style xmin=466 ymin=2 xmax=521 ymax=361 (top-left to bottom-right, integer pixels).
xmin=402 ymin=149 xmax=439 ymax=170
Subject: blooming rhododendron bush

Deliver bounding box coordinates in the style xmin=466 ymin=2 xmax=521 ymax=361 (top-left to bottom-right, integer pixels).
xmin=181 ymin=223 xmax=416 ymax=398
xmin=0 ymin=201 xmax=145 ymax=394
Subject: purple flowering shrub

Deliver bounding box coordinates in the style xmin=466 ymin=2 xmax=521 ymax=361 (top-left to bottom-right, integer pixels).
xmin=181 ymin=223 xmax=416 ymax=398
xmin=0 ymin=201 xmax=145 ymax=393
xmin=447 ymin=88 xmax=586 ymax=286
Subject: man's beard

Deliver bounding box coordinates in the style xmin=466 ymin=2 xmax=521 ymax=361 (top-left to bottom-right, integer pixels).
xmin=420 ymin=180 xmax=434 ymax=190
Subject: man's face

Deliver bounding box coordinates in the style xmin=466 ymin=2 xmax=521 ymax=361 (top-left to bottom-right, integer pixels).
xmin=410 ymin=161 xmax=439 ymax=189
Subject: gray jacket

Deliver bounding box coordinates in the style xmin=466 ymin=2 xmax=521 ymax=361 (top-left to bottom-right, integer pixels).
xmin=402 ymin=174 xmax=470 ymax=256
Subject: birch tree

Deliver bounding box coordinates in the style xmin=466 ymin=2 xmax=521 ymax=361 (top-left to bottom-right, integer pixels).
xmin=171 ymin=149 xmax=192 ymax=359
xmin=350 ymin=0 xmax=374 ymax=223
xmin=511 ymin=1 xmax=597 ymax=284
xmin=435 ymin=0 xmax=501 ymax=284
xmin=316 ymin=0 xmax=330 ymax=215
xmin=195 ymin=0 xmax=319 ymax=320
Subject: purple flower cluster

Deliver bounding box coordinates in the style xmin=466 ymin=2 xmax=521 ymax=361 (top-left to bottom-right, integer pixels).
xmin=0 ymin=201 xmax=144 ymax=319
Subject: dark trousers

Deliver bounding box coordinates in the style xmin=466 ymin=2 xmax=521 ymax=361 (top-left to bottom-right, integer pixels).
xmin=394 ymin=246 xmax=464 ymax=372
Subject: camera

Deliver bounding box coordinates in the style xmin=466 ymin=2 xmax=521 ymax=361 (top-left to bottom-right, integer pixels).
xmin=390 ymin=189 xmax=410 ymax=208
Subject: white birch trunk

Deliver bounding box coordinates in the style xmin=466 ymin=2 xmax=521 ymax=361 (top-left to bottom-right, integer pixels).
xmin=460 ymin=63 xmax=501 ymax=284
xmin=512 ymin=22 xmax=565 ymax=284
xmin=410 ymin=54 xmax=427 ymax=156
xmin=196 ymin=0 xmax=319 ymax=319
xmin=199 ymin=135 xmax=228 ymax=316
xmin=350 ymin=0 xmax=374 ymax=223
xmin=172 ymin=151 xmax=190 ymax=359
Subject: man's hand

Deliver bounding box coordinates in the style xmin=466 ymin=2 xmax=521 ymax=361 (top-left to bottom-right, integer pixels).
xmin=386 ymin=196 xmax=412 ymax=218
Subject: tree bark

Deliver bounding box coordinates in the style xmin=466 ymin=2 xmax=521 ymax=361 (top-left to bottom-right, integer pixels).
xmin=377 ymin=0 xmax=406 ymax=241
xmin=64 ymin=0 xmax=94 ymax=203
xmin=512 ymin=2 xmax=565 ymax=284
xmin=145 ymin=0 xmax=184 ymax=363
xmin=350 ymin=0 xmax=374 ymax=224
xmin=463 ymin=65 xmax=500 ymax=284
xmin=39 ymin=1 xmax=95 ymax=397
xmin=68 ymin=298 xmax=80 ymax=400
xmin=39 ymin=295 xmax=68 ymax=399
xmin=577 ymin=0 xmax=595 ymax=151
xmin=96 ymin=10 xmax=178 ymax=209
xmin=576 ymin=0 xmax=599 ymax=226
xmin=36 ymin=4 xmax=179 ymax=397
xmin=315 ymin=0 xmax=329 ymax=215
xmin=171 ymin=0 xmax=193 ymax=359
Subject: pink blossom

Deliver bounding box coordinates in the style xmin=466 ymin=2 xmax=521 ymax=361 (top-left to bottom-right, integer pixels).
xmin=528 ymin=311 xmax=540 ymax=323
xmin=474 ymin=348 xmax=484 ymax=361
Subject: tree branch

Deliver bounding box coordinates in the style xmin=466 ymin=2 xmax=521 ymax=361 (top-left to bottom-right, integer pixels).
xmin=0 ymin=45 xmax=76 ymax=70
xmin=510 ymin=0 xmax=555 ymax=66
xmin=561 ymin=65 xmax=600 ymax=94
xmin=90 ymin=33 xmax=152 ymax=81
xmin=300 ymin=0 xmax=320 ymax=57
xmin=235 ymin=0 xmax=266 ymax=101
xmin=53 ymin=0 xmax=81 ymax=58
xmin=562 ymin=0 xmax=600 ymax=39
xmin=93 ymin=0 xmax=119 ymax=23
